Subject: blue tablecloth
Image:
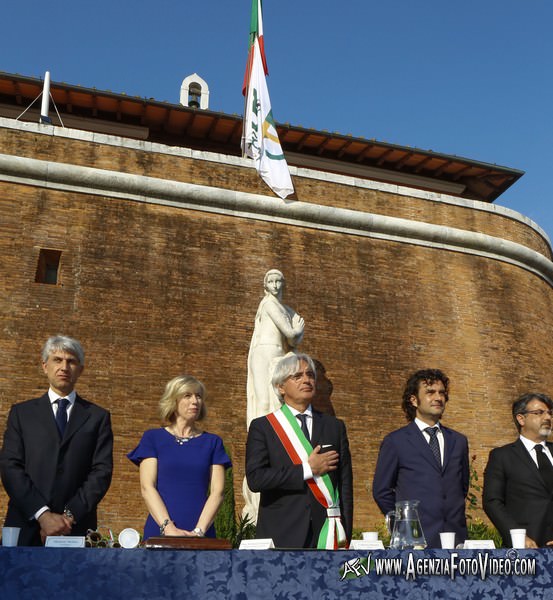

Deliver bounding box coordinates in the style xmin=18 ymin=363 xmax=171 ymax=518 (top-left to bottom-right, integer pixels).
xmin=0 ymin=547 xmax=550 ymax=599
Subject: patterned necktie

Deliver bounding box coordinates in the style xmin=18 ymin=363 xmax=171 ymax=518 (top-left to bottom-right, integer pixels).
xmin=425 ymin=427 xmax=441 ymax=466
xmin=296 ymin=413 xmax=311 ymax=443
xmin=534 ymin=445 xmax=553 ymax=490
xmin=56 ymin=398 xmax=69 ymax=437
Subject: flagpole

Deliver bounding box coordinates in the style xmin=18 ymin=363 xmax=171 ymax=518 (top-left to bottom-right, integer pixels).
xmin=242 ymin=80 xmax=249 ymax=158
xmin=242 ymin=0 xmax=256 ymax=157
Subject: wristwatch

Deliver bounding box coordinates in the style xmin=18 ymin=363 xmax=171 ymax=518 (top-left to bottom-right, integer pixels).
xmin=193 ymin=527 xmax=205 ymax=537
xmin=63 ymin=507 xmax=76 ymax=524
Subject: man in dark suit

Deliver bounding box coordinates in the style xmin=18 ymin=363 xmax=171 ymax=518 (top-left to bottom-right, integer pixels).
xmin=246 ymin=352 xmax=353 ymax=548
xmin=0 ymin=335 xmax=113 ymax=546
xmin=372 ymin=369 xmax=469 ymax=548
xmin=483 ymin=392 xmax=553 ymax=548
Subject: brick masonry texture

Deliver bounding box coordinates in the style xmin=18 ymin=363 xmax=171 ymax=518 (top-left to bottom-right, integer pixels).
xmin=1 ymin=126 xmax=553 ymax=537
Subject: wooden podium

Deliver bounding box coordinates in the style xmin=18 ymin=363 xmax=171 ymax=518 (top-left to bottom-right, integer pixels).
xmin=143 ymin=536 xmax=232 ymax=550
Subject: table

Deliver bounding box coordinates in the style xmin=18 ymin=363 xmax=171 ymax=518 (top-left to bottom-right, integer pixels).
xmin=0 ymin=547 xmax=550 ymax=599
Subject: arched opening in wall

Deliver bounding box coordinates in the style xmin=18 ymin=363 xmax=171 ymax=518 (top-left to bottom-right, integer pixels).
xmin=180 ymin=74 xmax=209 ymax=109
xmin=35 ymin=249 xmax=62 ymax=284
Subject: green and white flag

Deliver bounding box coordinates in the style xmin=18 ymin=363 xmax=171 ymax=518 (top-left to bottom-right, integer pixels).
xmin=242 ymin=0 xmax=294 ymax=200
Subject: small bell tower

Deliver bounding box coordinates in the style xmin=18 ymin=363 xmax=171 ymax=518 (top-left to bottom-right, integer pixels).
xmin=180 ymin=74 xmax=209 ymax=110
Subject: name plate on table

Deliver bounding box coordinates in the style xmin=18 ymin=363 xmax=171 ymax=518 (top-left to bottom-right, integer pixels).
xmin=144 ymin=536 xmax=232 ymax=550
xmin=349 ymin=540 xmax=385 ymax=550
xmin=45 ymin=536 xmax=86 ymax=548
xmin=464 ymin=540 xmax=496 ymax=549
xmin=239 ymin=539 xmax=275 ymax=550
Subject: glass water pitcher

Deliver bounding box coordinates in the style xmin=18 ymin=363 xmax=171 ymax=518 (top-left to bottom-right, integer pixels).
xmin=385 ymin=499 xmax=427 ymax=550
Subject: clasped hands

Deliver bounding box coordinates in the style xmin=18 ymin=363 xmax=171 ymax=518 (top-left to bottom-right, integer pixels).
xmin=38 ymin=510 xmax=74 ymax=543
xmin=162 ymin=521 xmax=203 ymax=537
xmin=308 ymin=445 xmax=339 ymax=476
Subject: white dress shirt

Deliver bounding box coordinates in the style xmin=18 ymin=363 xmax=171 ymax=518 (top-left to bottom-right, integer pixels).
xmin=519 ymin=434 xmax=553 ymax=468
xmin=288 ymin=404 xmax=314 ymax=480
xmin=415 ymin=417 xmax=445 ymax=464
xmin=47 ymin=388 xmax=77 ymax=419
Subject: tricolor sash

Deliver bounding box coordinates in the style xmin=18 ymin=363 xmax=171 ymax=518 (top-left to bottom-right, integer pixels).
xmin=266 ymin=404 xmax=347 ymax=549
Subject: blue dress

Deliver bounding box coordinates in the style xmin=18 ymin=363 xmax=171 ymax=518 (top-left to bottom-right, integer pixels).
xmin=127 ymin=428 xmax=231 ymax=539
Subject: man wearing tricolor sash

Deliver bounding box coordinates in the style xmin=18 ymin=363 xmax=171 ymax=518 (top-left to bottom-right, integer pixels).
xmin=246 ymin=353 xmax=353 ymax=549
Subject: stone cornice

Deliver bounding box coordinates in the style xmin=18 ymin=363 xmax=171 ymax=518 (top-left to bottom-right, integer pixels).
xmin=0 ymin=116 xmax=547 ymax=244
xmin=1 ymin=151 xmax=552 ymax=287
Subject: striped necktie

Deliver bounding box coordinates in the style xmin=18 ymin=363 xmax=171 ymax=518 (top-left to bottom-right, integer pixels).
xmin=425 ymin=427 xmax=441 ymax=466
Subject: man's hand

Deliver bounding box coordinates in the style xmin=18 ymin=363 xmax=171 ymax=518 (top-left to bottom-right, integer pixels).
xmin=525 ymin=535 xmax=539 ymax=549
xmin=62 ymin=514 xmax=75 ymax=529
xmin=308 ymin=445 xmax=339 ymax=476
xmin=38 ymin=511 xmax=72 ymax=543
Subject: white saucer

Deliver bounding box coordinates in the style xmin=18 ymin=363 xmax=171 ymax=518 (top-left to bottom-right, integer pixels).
xmin=118 ymin=528 xmax=140 ymax=548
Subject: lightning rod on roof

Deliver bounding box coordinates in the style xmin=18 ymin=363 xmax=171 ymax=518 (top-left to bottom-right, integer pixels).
xmin=15 ymin=70 xmax=63 ymax=127
xmin=40 ymin=71 xmax=52 ymax=124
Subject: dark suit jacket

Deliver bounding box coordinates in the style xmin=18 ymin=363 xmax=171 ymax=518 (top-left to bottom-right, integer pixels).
xmin=0 ymin=393 xmax=113 ymax=546
xmin=372 ymin=421 xmax=469 ymax=548
xmin=246 ymin=409 xmax=353 ymax=548
xmin=483 ymin=439 xmax=553 ymax=547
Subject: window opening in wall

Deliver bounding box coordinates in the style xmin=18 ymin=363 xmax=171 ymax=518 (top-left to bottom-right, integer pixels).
xmin=35 ymin=249 xmax=62 ymax=285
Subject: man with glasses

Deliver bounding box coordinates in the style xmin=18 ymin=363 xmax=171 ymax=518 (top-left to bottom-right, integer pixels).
xmin=483 ymin=393 xmax=553 ymax=548
xmin=246 ymin=352 xmax=353 ymax=549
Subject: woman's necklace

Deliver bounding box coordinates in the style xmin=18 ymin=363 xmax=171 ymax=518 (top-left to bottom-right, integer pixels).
xmin=169 ymin=427 xmax=201 ymax=445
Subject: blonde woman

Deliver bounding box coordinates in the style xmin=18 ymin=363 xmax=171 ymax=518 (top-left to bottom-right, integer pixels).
xmin=128 ymin=375 xmax=231 ymax=539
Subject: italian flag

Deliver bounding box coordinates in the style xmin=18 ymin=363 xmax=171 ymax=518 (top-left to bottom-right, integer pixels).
xmin=241 ymin=0 xmax=294 ymax=200
xmin=242 ymin=0 xmax=268 ymax=96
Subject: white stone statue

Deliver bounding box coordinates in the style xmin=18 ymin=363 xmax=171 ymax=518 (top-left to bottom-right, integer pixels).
xmin=246 ymin=269 xmax=305 ymax=427
xmin=243 ymin=269 xmax=305 ymax=522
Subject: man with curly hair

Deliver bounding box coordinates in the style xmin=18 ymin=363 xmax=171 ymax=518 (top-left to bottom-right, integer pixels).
xmin=372 ymin=369 xmax=469 ymax=548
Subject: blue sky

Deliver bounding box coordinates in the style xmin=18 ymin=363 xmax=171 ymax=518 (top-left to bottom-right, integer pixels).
xmin=2 ymin=1 xmax=552 ymax=243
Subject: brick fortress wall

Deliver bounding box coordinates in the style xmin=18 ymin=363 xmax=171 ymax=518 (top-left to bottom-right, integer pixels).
xmin=1 ymin=122 xmax=552 ymax=535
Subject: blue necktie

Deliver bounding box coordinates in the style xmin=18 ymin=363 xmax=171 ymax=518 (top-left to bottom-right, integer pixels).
xmin=425 ymin=427 xmax=441 ymax=466
xmin=56 ymin=398 xmax=69 ymax=437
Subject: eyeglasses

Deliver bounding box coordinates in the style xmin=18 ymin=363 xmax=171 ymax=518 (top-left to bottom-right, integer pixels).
xmin=521 ymin=409 xmax=553 ymax=417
